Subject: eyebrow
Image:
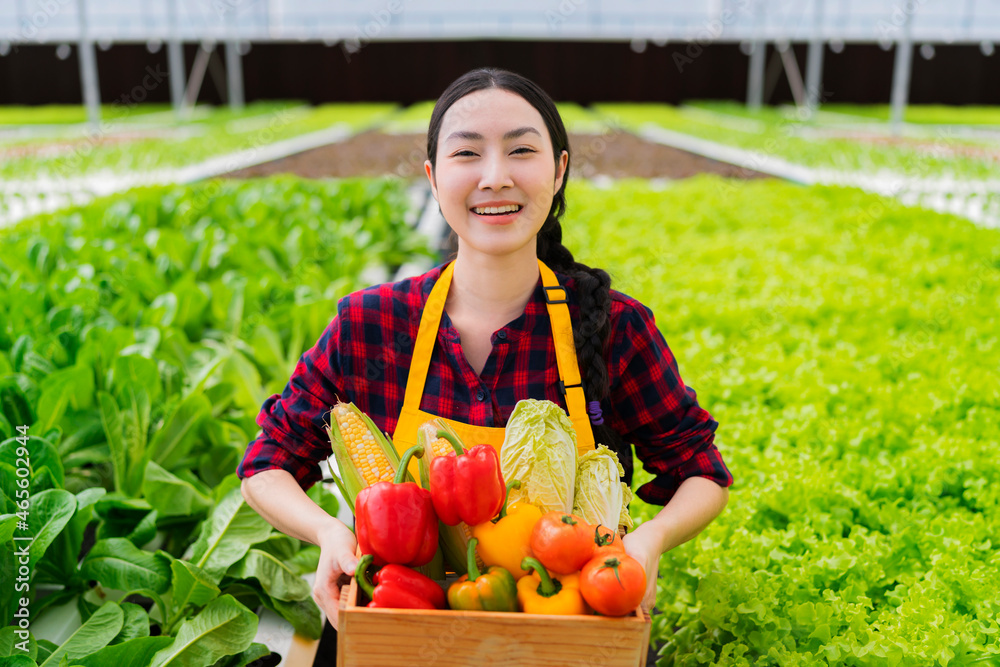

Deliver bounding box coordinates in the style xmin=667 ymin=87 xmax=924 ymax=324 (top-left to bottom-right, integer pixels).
xmin=444 ymin=126 xmax=543 ymax=143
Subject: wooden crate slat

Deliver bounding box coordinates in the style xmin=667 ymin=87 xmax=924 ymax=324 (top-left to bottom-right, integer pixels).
xmin=337 ymin=562 xmax=651 ymax=667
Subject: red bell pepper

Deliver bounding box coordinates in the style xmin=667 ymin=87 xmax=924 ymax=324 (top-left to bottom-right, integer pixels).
xmin=355 ymin=444 xmax=439 ymax=567
xmin=355 ymin=554 xmax=446 ymax=610
xmin=428 ymin=430 xmax=505 ymax=526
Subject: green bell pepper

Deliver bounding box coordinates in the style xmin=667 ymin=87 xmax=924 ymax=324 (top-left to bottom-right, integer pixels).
xmin=446 ymin=537 xmax=518 ymax=612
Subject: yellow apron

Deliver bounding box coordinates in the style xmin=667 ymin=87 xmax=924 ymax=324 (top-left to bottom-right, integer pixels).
xmin=392 ymin=258 xmax=595 ymax=483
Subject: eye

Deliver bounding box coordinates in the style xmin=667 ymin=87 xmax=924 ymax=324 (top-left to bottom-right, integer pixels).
xmin=512 ymin=147 xmax=536 ymax=155
xmin=452 ymin=150 xmax=477 ymax=157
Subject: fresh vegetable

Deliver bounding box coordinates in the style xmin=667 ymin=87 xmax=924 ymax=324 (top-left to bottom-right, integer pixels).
xmin=416 ymin=421 xmax=481 ymax=577
xmin=0 ymin=175 xmax=431 ymax=654
xmin=579 ymin=554 xmax=646 ymax=617
xmin=529 ymin=511 xmax=595 ymax=575
xmin=446 ymin=538 xmax=518 ymax=612
xmin=5 ymin=146 xmax=999 ymax=665
xmin=429 ymin=430 xmax=505 ymax=526
xmin=418 ymin=420 xmax=463 ymax=469
xmin=0 ymin=103 xmax=399 ymax=180
xmin=355 ymin=554 xmax=446 ymax=610
xmin=517 ymin=557 xmax=587 ymax=616
xmin=594 ymin=102 xmax=1000 ymax=180
xmin=573 ymin=444 xmax=634 ymax=531
xmin=326 ymin=401 xmax=402 ymax=512
xmin=472 ymin=480 xmax=542 ymax=580
xmin=354 ymin=445 xmax=438 ymax=568
xmin=564 ymin=177 xmax=1000 ymax=663
xmin=592 ymin=524 xmax=625 ymax=559
xmin=500 ymin=399 xmax=578 ymax=514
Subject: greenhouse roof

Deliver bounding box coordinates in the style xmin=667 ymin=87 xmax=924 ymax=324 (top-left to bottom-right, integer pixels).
xmin=2 ymin=0 xmax=999 ymax=45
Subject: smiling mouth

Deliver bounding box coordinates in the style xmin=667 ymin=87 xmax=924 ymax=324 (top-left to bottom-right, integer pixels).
xmin=471 ymin=204 xmax=523 ymax=216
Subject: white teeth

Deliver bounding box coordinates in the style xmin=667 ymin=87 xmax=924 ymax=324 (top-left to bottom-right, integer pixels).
xmin=474 ymin=204 xmax=520 ymax=215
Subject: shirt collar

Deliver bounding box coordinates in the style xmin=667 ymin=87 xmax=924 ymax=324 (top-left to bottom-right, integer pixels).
xmin=423 ymin=262 xmax=573 ymax=343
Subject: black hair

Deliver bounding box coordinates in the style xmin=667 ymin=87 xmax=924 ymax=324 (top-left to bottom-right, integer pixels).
xmin=426 ymin=67 xmax=633 ymax=486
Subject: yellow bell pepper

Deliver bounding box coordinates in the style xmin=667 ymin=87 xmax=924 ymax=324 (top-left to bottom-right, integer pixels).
xmin=472 ymin=480 xmax=542 ymax=580
xmin=517 ymin=557 xmax=587 ymax=615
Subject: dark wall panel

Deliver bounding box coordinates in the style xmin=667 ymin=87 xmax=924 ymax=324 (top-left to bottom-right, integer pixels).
xmin=1 ymin=40 xmax=998 ymax=106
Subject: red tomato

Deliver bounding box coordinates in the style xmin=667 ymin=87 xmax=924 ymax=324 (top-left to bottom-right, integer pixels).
xmin=580 ymin=554 xmax=646 ymax=617
xmin=529 ymin=512 xmax=595 ymax=575
xmin=592 ymin=524 xmax=625 ymax=559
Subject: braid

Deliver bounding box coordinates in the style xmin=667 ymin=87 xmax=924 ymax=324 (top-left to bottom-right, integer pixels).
xmin=538 ymin=220 xmax=634 ymax=487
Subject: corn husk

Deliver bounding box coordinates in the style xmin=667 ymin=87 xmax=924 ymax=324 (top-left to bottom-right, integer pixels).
xmin=324 ymin=400 xmax=404 ymax=514
xmin=416 ymin=419 xmax=484 ymax=576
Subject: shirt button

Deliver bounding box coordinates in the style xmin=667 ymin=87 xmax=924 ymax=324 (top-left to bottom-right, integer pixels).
xmin=497 ymin=330 xmax=507 ymax=340
xmin=476 ymin=389 xmax=486 ymax=401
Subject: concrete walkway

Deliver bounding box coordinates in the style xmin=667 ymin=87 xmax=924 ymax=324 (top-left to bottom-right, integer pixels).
xmin=640 ymin=123 xmax=1000 ymax=229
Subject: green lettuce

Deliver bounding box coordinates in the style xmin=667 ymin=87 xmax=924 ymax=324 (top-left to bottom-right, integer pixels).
xmin=500 ymin=399 xmax=578 ymax=513
xmin=573 ymin=444 xmax=634 ymax=531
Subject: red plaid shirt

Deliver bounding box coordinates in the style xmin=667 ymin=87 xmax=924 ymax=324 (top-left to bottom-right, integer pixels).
xmin=237 ymin=262 xmax=732 ymax=505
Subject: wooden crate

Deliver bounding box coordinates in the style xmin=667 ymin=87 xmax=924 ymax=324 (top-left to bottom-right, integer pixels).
xmin=337 ymin=570 xmax=651 ymax=667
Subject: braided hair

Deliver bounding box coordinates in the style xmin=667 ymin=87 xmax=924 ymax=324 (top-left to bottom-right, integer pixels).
xmin=425 ymin=67 xmax=633 ymax=486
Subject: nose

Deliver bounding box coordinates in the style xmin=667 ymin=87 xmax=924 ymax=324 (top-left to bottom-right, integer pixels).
xmin=478 ymin=150 xmax=513 ymax=191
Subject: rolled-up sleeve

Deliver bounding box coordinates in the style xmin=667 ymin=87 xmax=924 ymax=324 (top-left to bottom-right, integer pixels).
xmin=236 ymin=313 xmax=349 ymax=491
xmin=608 ymin=302 xmax=733 ymax=505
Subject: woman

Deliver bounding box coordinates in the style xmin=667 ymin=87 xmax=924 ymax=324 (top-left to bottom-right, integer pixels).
xmin=238 ymin=67 xmax=732 ymax=643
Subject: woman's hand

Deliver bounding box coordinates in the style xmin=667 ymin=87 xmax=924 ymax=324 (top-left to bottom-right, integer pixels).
xmin=619 ymin=477 xmax=730 ymax=613
xmin=313 ymin=520 xmax=359 ymax=627
xmin=621 ymin=524 xmax=664 ymax=613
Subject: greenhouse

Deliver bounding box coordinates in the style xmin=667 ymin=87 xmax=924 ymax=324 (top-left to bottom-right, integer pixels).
xmin=1 ymin=1 xmax=998 ymax=666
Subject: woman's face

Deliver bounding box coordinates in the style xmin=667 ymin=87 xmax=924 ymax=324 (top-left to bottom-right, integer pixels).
xmin=425 ymin=88 xmax=568 ymax=259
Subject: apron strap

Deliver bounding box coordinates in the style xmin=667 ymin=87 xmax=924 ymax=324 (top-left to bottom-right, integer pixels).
xmin=400 ymin=261 xmax=455 ymax=413
xmin=400 ymin=259 xmax=596 ymax=453
xmin=538 ymin=259 xmax=596 ymax=452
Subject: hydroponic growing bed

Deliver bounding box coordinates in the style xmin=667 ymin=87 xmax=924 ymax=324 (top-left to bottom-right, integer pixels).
xmin=1 ymin=101 xmax=998 ymax=667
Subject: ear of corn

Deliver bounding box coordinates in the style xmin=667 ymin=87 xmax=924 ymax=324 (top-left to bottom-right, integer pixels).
xmin=325 ymin=401 xmax=403 ymax=513
xmin=416 ymin=419 xmax=485 ymax=576
xmin=416 ymin=419 xmax=462 ymax=488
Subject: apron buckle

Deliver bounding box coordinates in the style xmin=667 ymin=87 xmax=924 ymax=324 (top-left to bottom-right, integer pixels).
xmin=543 ymin=285 xmax=568 ymax=304
xmin=557 ymin=380 xmax=583 ymax=396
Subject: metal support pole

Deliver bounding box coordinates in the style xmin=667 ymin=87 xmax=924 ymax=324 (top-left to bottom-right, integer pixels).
xmin=167 ymin=0 xmax=187 ymax=117
xmin=183 ymin=44 xmax=212 ymax=109
xmin=746 ymin=0 xmax=766 ymax=111
xmin=889 ymin=8 xmax=915 ymax=135
xmin=225 ymin=41 xmax=245 ymax=110
xmin=76 ymin=0 xmax=100 ymax=129
xmin=747 ymin=40 xmax=766 ymax=111
xmin=805 ymin=0 xmax=825 ymax=114
xmin=777 ymin=42 xmax=807 ymax=109
xmin=168 ymin=41 xmax=187 ymax=117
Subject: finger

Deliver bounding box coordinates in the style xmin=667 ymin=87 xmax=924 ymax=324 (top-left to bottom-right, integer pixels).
xmin=340 ymin=552 xmax=359 ymax=577
xmin=313 ymin=584 xmax=330 ymax=607
xmin=315 ymin=585 xmax=340 ymax=626
xmin=327 ymin=605 xmax=339 ymax=629
xmin=314 ymin=579 xmax=339 ymax=610
xmin=643 ymin=573 xmax=657 ymax=610
xmin=640 ymin=592 xmax=653 ymax=613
